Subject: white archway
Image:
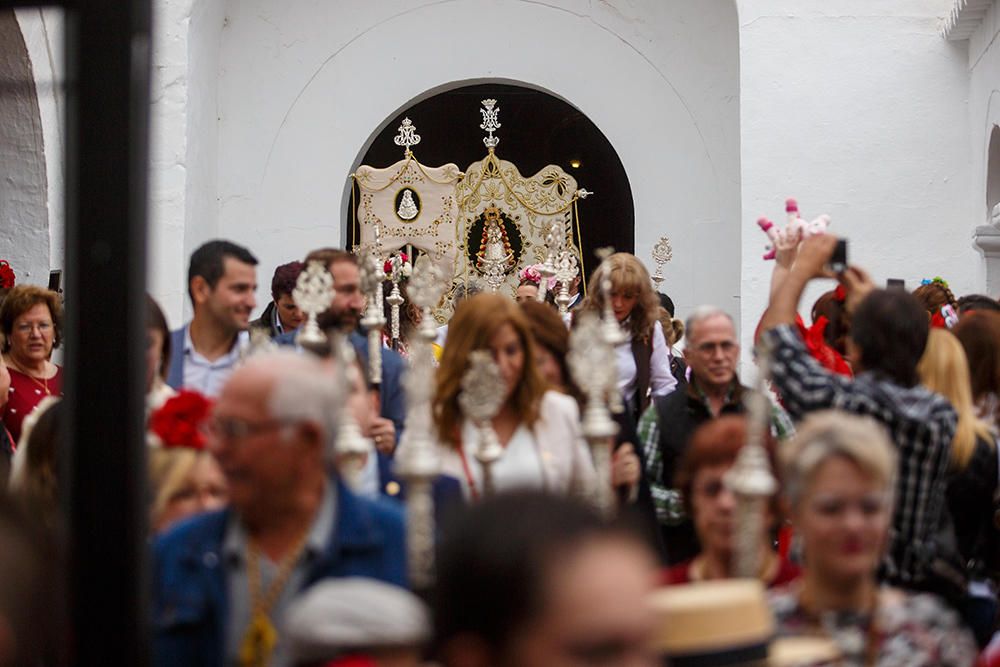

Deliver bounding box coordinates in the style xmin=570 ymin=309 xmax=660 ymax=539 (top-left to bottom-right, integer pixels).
xmin=213 ymin=0 xmax=741 ymax=322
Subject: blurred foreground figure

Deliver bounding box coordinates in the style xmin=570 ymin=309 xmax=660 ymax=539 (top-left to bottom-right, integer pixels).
xmin=770 ymin=411 xmax=976 ymax=666
xmin=286 ymin=577 xmax=429 ymax=667
xmin=0 ymin=496 xmax=64 ymax=666
xmin=153 ymin=351 xmax=405 ymax=667
xmin=432 ymin=491 xmax=659 ymax=667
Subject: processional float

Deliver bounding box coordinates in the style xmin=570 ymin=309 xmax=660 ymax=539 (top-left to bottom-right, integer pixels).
xmin=346 ymin=100 xmax=605 ymax=586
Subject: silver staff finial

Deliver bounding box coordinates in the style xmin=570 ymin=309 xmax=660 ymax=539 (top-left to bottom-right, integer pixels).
xmin=650 ymin=236 xmax=673 ymax=290
xmin=358 ymin=246 xmax=387 ymax=384
xmin=568 ymin=311 xmax=620 ymax=515
xmin=458 ymin=350 xmax=506 ymax=497
xmin=333 ymin=335 xmax=374 ymax=489
xmin=408 ymin=259 xmax=445 ymax=343
xmin=536 ymin=220 xmax=562 ymax=303
xmin=480 ymin=99 xmax=501 ymax=149
xmin=393 ymin=117 xmax=421 ymax=156
xmin=293 ymin=260 xmax=335 ymax=354
xmin=554 ymin=250 xmax=579 ymax=315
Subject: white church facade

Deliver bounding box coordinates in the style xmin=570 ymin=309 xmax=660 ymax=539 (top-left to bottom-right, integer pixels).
xmin=4 ymin=0 xmax=1000 ymax=372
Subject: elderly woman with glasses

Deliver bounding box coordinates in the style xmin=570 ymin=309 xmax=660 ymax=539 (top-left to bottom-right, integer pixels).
xmin=0 ymin=286 xmax=63 ymax=445
xmin=769 ymin=410 xmax=976 ymax=666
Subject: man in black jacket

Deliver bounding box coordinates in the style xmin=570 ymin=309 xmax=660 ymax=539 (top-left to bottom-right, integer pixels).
xmin=249 ymin=260 xmax=305 ymax=339
xmin=638 ymin=306 xmax=792 ymax=564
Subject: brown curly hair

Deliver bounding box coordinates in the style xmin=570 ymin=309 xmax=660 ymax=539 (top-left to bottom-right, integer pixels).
xmin=912 ymin=281 xmax=957 ymax=316
xmin=0 ymin=285 xmax=63 ymax=353
xmin=811 ymin=290 xmax=850 ymax=356
xmin=578 ymin=252 xmax=659 ymax=342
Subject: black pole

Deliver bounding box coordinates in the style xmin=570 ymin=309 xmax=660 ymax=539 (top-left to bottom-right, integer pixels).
xmin=62 ymin=0 xmax=151 ymax=664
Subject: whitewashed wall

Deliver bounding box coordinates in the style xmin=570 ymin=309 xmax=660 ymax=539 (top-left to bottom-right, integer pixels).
xmin=207 ymin=0 xmax=741 ymax=329
xmin=2 ymin=10 xmax=55 ymax=288
xmin=737 ymin=0 xmax=972 ymax=378
xmin=969 ymin=0 xmax=1000 ymax=287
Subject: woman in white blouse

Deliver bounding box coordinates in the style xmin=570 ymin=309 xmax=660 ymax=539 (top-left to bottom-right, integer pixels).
xmin=430 ymin=293 xmax=597 ymax=499
xmin=577 ymin=253 xmax=677 ymax=424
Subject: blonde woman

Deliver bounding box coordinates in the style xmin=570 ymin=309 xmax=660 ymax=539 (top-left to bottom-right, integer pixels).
xmin=577 ymin=253 xmax=677 ymax=422
xmin=148 ymin=390 xmax=228 ymax=534
xmin=770 ymin=411 xmax=977 ymax=665
xmin=918 ymin=328 xmax=998 ymax=644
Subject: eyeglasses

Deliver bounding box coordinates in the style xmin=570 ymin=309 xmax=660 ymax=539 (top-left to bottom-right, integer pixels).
xmin=694 ymin=340 xmax=737 ymax=355
xmin=202 ymin=416 xmax=295 ymax=440
xmin=15 ymin=322 xmax=53 ymax=335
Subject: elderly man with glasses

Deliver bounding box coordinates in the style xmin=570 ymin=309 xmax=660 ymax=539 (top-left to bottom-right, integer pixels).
xmin=638 ymin=306 xmax=793 ymax=565
xmin=152 ymin=350 xmax=405 ymax=667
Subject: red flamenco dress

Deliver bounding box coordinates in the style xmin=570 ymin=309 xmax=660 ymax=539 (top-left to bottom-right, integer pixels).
xmin=2 ymin=367 xmax=63 ymax=445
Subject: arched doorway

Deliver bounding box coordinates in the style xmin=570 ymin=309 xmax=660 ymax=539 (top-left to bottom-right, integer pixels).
xmin=987 ymin=125 xmax=1000 ymax=217
xmin=348 ymin=82 xmax=634 ymax=281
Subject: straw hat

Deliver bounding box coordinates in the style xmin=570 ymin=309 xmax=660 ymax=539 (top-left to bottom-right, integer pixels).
xmin=649 ymin=579 xmax=839 ymax=666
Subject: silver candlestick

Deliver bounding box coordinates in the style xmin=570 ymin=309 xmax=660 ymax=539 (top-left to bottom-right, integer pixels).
xmin=726 ymin=345 xmax=777 ymax=579
xmin=408 ymin=259 xmax=445 ymax=343
xmin=394 ymin=336 xmax=440 ymax=589
xmin=358 ymin=246 xmax=387 ymax=386
xmin=568 ymin=311 xmax=620 ymax=515
xmin=650 ymin=236 xmax=673 ymax=291
xmin=293 ymin=260 xmax=335 ymax=355
xmin=333 ymin=335 xmax=374 ymax=490
xmin=458 ymin=350 xmax=505 ymax=497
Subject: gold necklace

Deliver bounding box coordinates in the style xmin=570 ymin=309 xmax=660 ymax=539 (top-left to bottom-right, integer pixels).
xmin=238 ymin=529 xmax=312 ymax=667
xmin=7 ymin=358 xmax=52 ymax=395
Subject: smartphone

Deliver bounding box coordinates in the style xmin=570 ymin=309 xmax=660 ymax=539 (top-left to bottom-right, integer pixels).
xmin=48 ymin=269 xmax=62 ymax=293
xmin=827 ymin=239 xmax=848 ymax=274
xmin=886 ymin=278 xmax=905 ymax=291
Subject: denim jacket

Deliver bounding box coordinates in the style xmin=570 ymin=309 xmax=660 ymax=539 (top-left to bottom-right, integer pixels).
xmin=151 ymin=478 xmax=406 ymax=667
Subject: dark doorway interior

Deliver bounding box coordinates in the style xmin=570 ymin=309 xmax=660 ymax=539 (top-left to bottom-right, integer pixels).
xmin=348 ymin=82 xmax=634 ymax=282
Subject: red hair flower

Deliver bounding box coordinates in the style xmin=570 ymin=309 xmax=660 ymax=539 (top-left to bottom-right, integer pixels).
xmin=833 ymin=285 xmax=846 ymax=303
xmin=0 ymin=260 xmax=15 ymax=289
xmin=149 ymin=389 xmax=213 ymax=450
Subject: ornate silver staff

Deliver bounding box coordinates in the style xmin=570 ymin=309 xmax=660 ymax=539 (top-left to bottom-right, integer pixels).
xmin=385 ymin=252 xmax=410 ymax=351
xmin=595 ymin=247 xmax=625 ymax=415
xmin=725 ymin=344 xmax=777 ymax=579
xmin=536 ymin=221 xmax=561 ymax=303
xmin=394 ymin=259 xmax=445 ymax=589
xmin=650 ymin=236 xmax=673 ymax=291
xmin=293 ymin=260 xmax=335 ymax=356
xmin=333 ymin=335 xmax=374 ymax=490
xmin=358 ymin=246 xmax=386 ymax=395
xmin=568 ymin=311 xmax=620 ymax=515
xmin=554 ymin=250 xmax=579 ymax=315
xmin=458 ymin=351 xmax=505 ymax=497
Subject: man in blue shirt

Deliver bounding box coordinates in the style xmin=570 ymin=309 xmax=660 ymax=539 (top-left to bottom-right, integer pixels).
xmin=166 ymin=240 xmax=258 ymax=397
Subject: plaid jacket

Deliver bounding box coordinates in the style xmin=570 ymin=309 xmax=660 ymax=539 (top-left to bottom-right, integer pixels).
xmin=762 ymin=324 xmax=957 ymax=585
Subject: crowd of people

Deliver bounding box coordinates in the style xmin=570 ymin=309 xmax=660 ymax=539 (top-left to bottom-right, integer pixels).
xmin=0 ymin=226 xmax=999 ymax=666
